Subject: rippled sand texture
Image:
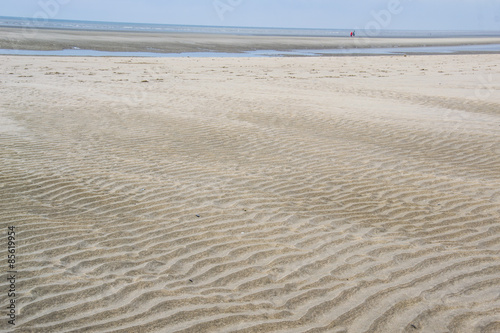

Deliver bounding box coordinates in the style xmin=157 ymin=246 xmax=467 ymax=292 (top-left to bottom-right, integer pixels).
xmin=1 ymin=55 xmax=500 ymax=332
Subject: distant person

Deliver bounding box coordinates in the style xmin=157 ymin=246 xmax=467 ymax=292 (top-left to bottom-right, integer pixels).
xmin=353 ymin=30 xmax=356 ymax=37
xmin=350 ymin=31 xmax=353 ymax=37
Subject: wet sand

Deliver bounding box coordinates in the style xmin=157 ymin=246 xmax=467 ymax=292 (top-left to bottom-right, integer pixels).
xmin=1 ymin=54 xmax=500 ymax=332
xmin=2 ymin=27 xmax=500 ymax=53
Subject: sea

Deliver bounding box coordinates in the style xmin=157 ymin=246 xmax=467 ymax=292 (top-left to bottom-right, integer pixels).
xmin=1 ymin=16 xmax=500 ymax=57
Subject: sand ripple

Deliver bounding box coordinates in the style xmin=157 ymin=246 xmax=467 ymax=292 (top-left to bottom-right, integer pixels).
xmin=1 ymin=55 xmax=499 ymax=332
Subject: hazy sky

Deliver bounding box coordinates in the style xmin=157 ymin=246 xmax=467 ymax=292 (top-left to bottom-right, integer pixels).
xmin=3 ymin=0 xmax=500 ymax=31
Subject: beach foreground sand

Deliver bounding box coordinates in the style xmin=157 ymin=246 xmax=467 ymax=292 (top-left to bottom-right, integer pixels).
xmin=1 ymin=54 xmax=500 ymax=332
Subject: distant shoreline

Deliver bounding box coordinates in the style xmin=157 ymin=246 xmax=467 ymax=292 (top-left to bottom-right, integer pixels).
xmin=2 ymin=25 xmax=500 ymax=40
xmin=2 ymin=26 xmax=500 ymax=56
xmin=2 ymin=16 xmax=500 ymax=38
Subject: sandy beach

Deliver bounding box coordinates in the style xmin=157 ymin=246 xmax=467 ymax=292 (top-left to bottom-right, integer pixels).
xmin=2 ymin=27 xmax=500 ymax=54
xmin=1 ymin=53 xmax=500 ymax=332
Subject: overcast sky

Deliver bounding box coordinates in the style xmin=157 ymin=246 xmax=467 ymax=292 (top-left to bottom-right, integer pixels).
xmin=3 ymin=0 xmax=500 ymax=31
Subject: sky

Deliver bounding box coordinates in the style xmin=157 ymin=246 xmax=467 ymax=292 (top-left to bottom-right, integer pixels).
xmin=3 ymin=0 xmax=500 ymax=31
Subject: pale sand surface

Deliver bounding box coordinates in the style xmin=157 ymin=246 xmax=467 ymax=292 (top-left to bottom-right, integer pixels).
xmin=1 ymin=54 xmax=500 ymax=332
xmin=2 ymin=27 xmax=500 ymax=53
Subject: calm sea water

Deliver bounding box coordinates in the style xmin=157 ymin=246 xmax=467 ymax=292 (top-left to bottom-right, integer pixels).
xmin=3 ymin=44 xmax=500 ymax=58
xmin=1 ymin=16 xmax=499 ymax=38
